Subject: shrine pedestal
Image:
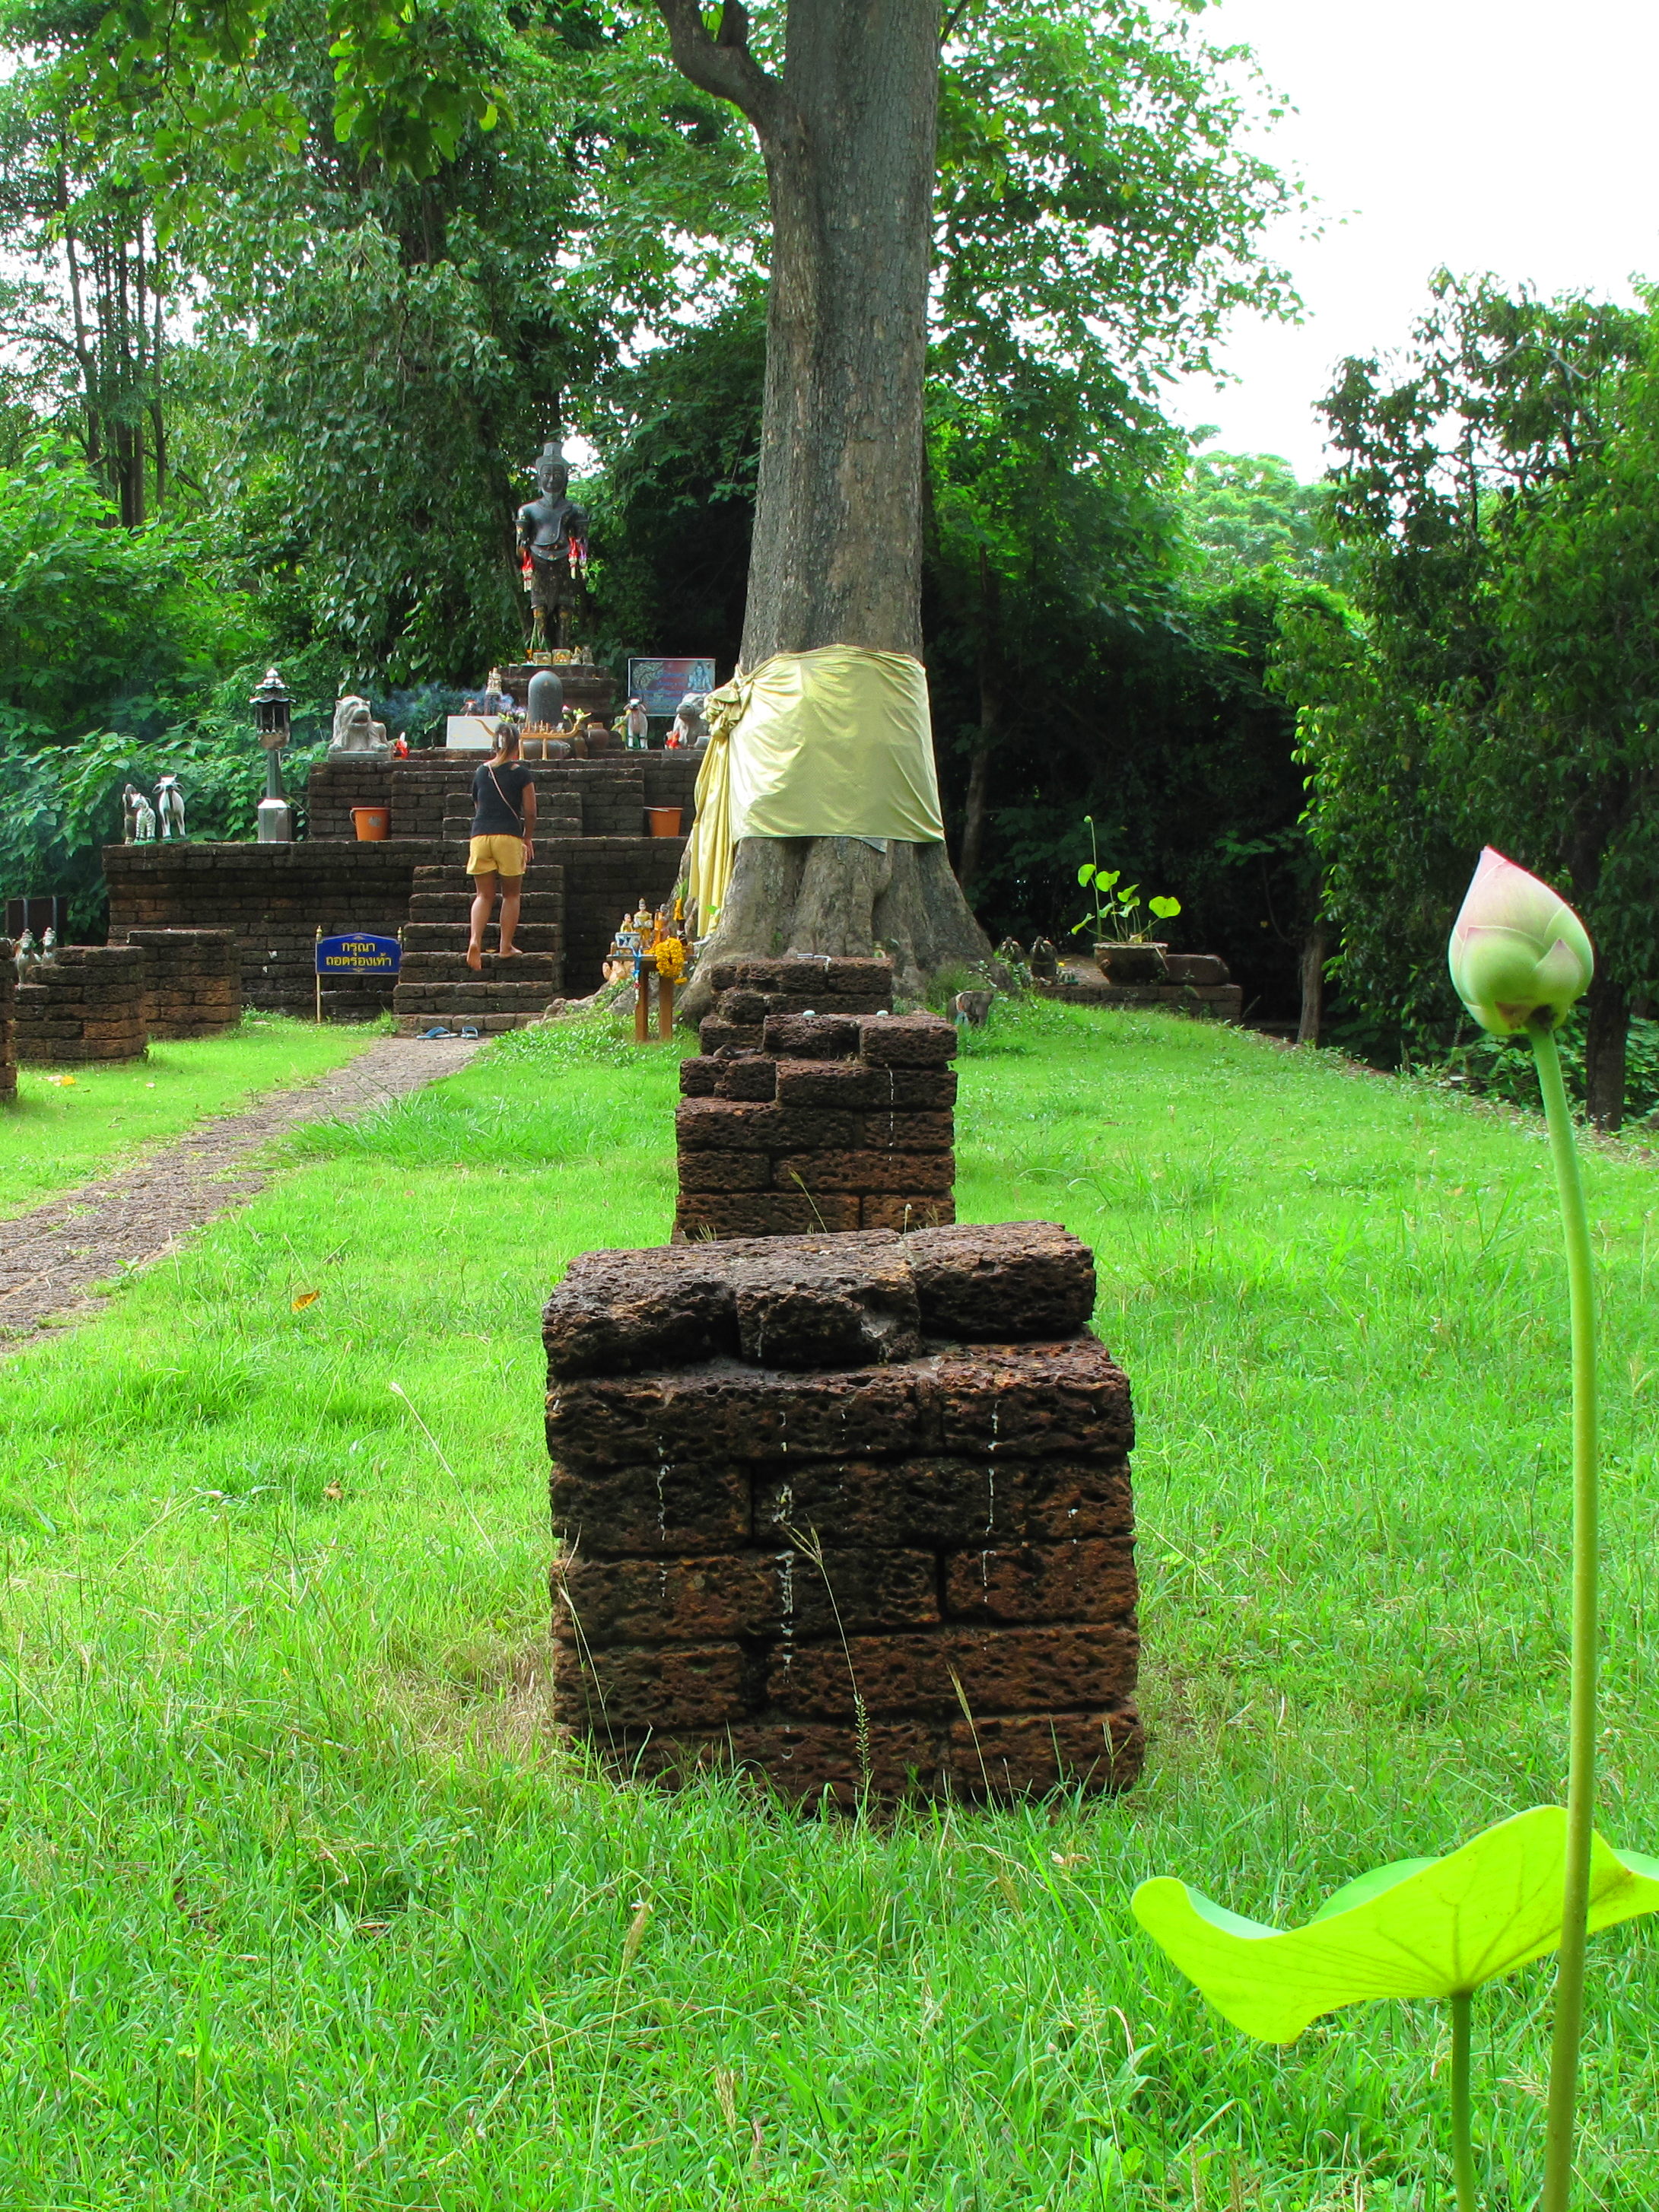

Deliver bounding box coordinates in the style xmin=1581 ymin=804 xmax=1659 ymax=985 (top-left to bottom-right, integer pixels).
xmin=502 ymin=660 xmax=615 ymax=723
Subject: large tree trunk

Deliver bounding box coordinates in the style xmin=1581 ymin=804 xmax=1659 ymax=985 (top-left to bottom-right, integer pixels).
xmin=659 ymin=0 xmax=993 ymax=1015
xmin=1583 ymin=969 xmax=1629 ymax=1132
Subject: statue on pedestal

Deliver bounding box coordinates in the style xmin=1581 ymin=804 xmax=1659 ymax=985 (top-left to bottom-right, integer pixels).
xmin=329 ymin=697 xmax=391 ymax=756
xmin=156 ymin=775 xmax=187 ymax=840
xmin=515 ymin=440 xmax=589 ymax=658
xmin=122 ymin=784 xmax=157 ymax=843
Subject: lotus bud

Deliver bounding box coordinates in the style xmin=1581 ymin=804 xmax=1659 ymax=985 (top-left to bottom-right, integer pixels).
xmin=1448 ymin=848 xmax=1594 ymax=1036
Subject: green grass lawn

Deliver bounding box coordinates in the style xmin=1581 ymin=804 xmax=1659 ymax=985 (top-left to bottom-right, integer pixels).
xmin=0 ymin=1015 xmax=389 ymax=1216
xmin=2 ymin=1000 xmax=1656 ymax=2209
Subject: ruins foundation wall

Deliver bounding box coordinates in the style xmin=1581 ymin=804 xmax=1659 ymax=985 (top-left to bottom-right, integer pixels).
xmin=544 ymin=1223 xmax=1142 ymax=1805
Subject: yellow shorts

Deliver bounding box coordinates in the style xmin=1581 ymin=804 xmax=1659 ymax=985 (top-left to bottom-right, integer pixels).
xmin=467 ymin=834 xmax=525 ymax=879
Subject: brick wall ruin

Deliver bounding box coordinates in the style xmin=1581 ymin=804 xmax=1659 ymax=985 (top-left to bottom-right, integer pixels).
xmin=0 ymin=943 xmax=14 ymax=1099
xmin=1036 ymin=953 xmax=1243 ymax=1022
xmin=304 ymin=752 xmax=701 ymax=844
xmin=675 ymin=958 xmax=957 ymax=1238
xmin=103 ymin=752 xmax=699 ymax=1018
xmin=124 ymin=928 xmax=241 ymax=1039
xmin=544 ymin=1222 xmax=1142 ymax=1805
xmin=107 ymin=844 xmax=422 ymax=1019
xmin=16 ymin=945 xmax=148 ymax=1063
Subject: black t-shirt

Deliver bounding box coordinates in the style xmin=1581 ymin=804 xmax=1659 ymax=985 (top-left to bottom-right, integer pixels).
xmin=472 ymin=761 xmax=532 ymax=836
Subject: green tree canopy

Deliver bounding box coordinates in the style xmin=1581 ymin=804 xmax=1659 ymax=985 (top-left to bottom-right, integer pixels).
xmin=1282 ymin=272 xmax=1655 ymax=1123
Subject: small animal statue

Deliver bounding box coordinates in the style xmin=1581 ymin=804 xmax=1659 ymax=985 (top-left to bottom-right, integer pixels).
xmin=155 ymin=774 xmax=187 ymax=841
xmin=1028 ymin=937 xmax=1059 ymax=982
xmin=123 ymin=783 xmax=157 ymax=843
xmin=329 ymin=695 xmax=390 ymax=755
xmin=994 ymin=937 xmax=1026 ymax=969
xmin=14 ymin=929 xmax=38 ymax=978
xmin=40 ymin=925 xmax=57 ymax=961
xmin=669 ymin=692 xmax=707 ymax=748
xmin=624 ymin=697 xmax=650 ymax=750
xmin=954 ymin=988 xmax=995 ymax=1028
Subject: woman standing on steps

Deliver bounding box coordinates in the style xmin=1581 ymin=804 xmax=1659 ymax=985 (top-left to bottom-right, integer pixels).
xmin=466 ymin=727 xmax=538 ymax=971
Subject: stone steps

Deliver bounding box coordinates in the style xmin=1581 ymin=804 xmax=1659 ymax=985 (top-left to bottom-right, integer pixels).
xmin=399 ymin=952 xmax=558 ymax=984
xmin=407 ymin=891 xmax=564 ymax=921
xmin=402 ymin=921 xmax=562 ymax=952
xmin=412 ymin=866 xmax=566 ymax=891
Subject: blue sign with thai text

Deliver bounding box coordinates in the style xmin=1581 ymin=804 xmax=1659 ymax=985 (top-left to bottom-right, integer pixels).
xmin=316 ymin=933 xmax=400 ymax=975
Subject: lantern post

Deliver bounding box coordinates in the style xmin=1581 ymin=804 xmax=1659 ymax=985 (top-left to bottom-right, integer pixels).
xmin=253 ymin=667 xmax=294 ymax=842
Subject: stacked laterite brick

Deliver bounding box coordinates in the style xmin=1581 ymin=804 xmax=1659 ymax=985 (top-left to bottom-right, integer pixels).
xmin=0 ymin=942 xmax=15 ymax=1099
xmin=544 ymin=1222 xmax=1142 ymax=1805
xmin=16 ymin=946 xmax=148 ymax=1063
xmin=694 ymin=952 xmax=894 ymax=1050
xmin=106 ymin=844 xmax=422 ymax=1018
xmin=125 ymin=928 xmax=241 ymax=1039
xmin=677 ymin=959 xmax=956 ymax=1238
xmin=1035 ymin=952 xmax=1244 ymax=1023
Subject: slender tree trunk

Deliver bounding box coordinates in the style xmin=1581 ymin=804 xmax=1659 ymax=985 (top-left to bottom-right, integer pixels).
xmin=1296 ymin=915 xmax=1327 ymax=1046
xmin=659 ymin=0 xmax=992 ymax=1015
xmin=957 ymin=549 xmax=1001 ymax=895
xmin=1584 ymin=970 xmax=1629 ymax=1132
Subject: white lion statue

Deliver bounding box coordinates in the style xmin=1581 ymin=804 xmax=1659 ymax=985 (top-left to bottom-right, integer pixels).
xmin=329 ymin=696 xmax=390 ymax=755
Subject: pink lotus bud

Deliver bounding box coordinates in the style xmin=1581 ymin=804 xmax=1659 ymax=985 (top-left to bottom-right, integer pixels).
xmin=1448 ymin=848 xmax=1594 ymax=1035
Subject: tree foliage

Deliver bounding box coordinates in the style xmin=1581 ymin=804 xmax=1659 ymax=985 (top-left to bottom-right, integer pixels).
xmin=1283 ymin=273 xmax=1657 ymax=1120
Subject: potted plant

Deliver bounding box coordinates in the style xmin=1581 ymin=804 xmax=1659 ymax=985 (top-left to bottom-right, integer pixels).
xmin=1071 ymin=818 xmax=1181 ymax=982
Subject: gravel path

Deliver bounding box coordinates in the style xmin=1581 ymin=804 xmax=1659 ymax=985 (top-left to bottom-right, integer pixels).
xmin=0 ymin=1033 xmax=485 ymax=1352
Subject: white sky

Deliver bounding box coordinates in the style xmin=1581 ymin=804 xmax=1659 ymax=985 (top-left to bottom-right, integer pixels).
xmin=1167 ymin=0 xmax=1659 ymax=479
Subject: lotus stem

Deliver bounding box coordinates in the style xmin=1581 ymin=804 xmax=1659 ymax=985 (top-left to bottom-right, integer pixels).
xmin=1532 ymin=1020 xmax=1599 ymax=2212
xmin=1450 ymin=1990 xmax=1478 ymax=2212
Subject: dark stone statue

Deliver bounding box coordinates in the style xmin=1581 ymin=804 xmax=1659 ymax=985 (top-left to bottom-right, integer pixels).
xmin=516 ymin=441 xmax=588 ymax=655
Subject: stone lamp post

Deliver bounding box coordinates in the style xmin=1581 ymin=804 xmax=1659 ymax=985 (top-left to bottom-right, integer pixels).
xmin=253 ymin=667 xmax=294 ymax=843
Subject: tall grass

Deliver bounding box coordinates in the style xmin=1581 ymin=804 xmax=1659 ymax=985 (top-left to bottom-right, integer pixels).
xmin=1 ymin=1000 xmax=1655 ymax=2207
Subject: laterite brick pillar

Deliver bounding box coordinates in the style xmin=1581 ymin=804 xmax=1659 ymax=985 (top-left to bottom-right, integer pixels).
xmin=15 ymin=946 xmax=148 ymax=1063
xmin=125 ymin=927 xmax=242 ymax=1039
xmin=544 ymin=1222 xmax=1142 ymax=1805
xmin=0 ymin=943 xmax=15 ymax=1098
xmin=677 ymin=958 xmax=957 ymax=1238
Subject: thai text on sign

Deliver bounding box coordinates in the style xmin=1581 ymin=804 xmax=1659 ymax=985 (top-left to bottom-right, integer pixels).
xmin=316 ymin=933 xmax=400 ymax=974
xmin=627 ymin=656 xmax=717 ymax=719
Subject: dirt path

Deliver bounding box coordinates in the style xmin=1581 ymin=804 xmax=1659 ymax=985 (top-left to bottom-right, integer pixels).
xmin=0 ymin=1033 xmax=485 ymax=1352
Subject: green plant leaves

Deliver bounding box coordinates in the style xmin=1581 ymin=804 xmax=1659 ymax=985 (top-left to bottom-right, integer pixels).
xmin=1132 ymin=1807 xmax=1659 ymax=2045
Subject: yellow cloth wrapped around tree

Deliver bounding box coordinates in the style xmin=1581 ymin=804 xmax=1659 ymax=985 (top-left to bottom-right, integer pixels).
xmin=685 ymin=646 xmax=945 ymax=929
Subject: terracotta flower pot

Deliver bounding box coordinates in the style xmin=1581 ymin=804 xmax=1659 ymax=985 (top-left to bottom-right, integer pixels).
xmin=351 ymin=806 xmax=390 ymax=842
xmin=647 ymin=807 xmax=683 ymax=837
xmin=1094 ymin=940 xmax=1168 ymax=983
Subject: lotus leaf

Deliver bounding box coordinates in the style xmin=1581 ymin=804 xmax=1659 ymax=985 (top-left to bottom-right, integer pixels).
xmin=1132 ymin=1807 xmax=1659 ymax=2045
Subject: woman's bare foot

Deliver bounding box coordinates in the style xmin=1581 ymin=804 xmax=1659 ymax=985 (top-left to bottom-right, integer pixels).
xmin=498 ymin=946 xmax=524 ymax=958
xmin=466 ymin=943 xmax=483 ymax=971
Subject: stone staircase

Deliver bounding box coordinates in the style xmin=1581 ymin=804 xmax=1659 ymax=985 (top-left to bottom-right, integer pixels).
xmin=393 ymin=850 xmax=567 ymax=1035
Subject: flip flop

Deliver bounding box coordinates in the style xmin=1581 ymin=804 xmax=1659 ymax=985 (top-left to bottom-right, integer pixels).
xmin=420 ymin=1026 xmax=456 ymax=1040
xmin=460 ymin=1026 xmax=480 ymax=1040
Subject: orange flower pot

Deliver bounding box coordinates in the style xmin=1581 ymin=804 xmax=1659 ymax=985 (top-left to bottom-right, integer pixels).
xmin=352 ymin=806 xmax=391 ymax=841
xmin=647 ymin=807 xmax=683 ymax=837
